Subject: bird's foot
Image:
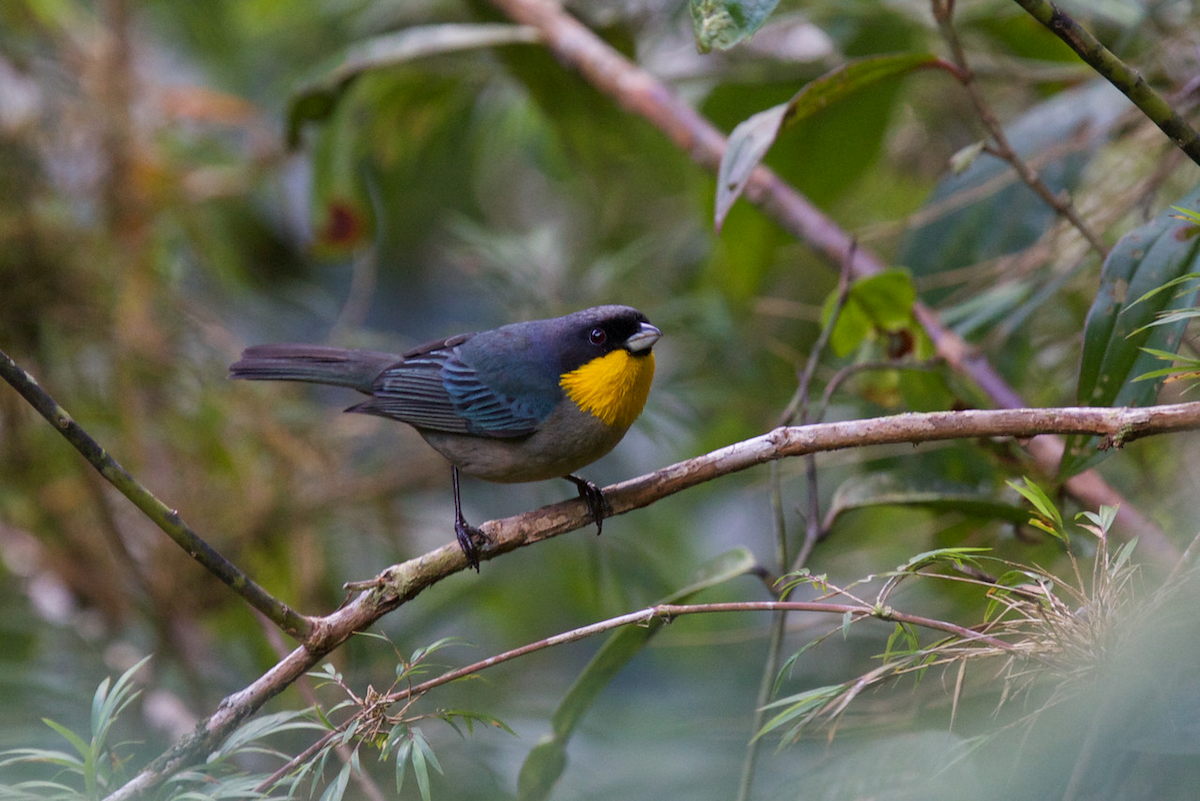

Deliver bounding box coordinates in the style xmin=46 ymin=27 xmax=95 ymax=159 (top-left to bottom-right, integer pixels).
xmin=454 ymin=516 xmax=491 ymax=572
xmin=565 ymin=475 xmax=610 ymax=535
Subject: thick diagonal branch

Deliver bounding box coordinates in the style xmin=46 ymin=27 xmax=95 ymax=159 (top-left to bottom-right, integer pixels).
xmin=483 ymin=0 xmax=1174 ymax=557
xmin=103 ymin=400 xmax=1200 ymax=800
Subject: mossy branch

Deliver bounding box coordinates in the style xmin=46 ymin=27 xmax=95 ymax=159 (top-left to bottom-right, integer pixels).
xmin=0 ymin=349 xmax=314 ymax=640
xmin=1012 ymin=0 xmax=1200 ymax=167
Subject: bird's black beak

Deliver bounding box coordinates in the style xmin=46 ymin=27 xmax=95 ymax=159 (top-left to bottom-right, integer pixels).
xmin=623 ymin=322 xmax=661 ymax=354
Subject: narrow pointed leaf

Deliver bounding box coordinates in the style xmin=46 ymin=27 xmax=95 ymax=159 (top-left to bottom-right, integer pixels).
xmin=826 ymin=473 xmax=1030 ymax=530
xmin=41 ymin=719 xmax=91 ymax=763
xmin=715 ymin=53 xmax=939 ymax=228
xmin=1062 ymin=184 xmax=1200 ymax=476
xmin=1006 ymin=478 xmax=1062 ymax=529
xmin=411 ymin=730 xmax=434 ymax=801
xmin=318 ymin=762 xmax=351 ymax=801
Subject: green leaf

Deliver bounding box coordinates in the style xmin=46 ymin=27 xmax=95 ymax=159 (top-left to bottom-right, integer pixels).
xmin=210 ymin=710 xmax=324 ymax=761
xmin=715 ymin=53 xmax=938 ymax=228
xmin=1006 ymin=478 xmax=1061 ymax=526
xmin=517 ymin=738 xmax=569 ymax=801
xmin=411 ymin=728 xmax=441 ymax=801
xmin=895 ymin=547 xmax=991 ymax=574
xmin=1111 ymin=536 xmax=1138 ymax=572
xmin=411 ymin=739 xmax=429 ymax=801
xmin=393 ymin=729 xmax=412 ymax=796
xmin=1169 ymin=205 xmax=1200 ymax=226
xmin=1007 ymin=478 xmax=1065 ymax=540
xmin=690 ymin=0 xmax=780 ymax=53
xmin=1124 ymin=271 xmax=1200 ymax=312
xmin=1129 ymin=346 xmax=1200 ymax=384
xmin=287 ymin=24 xmax=540 ymax=146
xmin=337 ymin=719 xmax=359 ymax=748
xmin=90 ymin=655 xmax=149 ymax=754
xmin=819 ymin=269 xmax=919 ymax=357
xmin=756 ymin=684 xmax=845 ymax=742
xmin=826 ymin=472 xmax=1031 ymax=528
xmin=39 ymin=718 xmax=95 ymax=801
xmin=1062 ymin=183 xmax=1200 ymax=476
xmin=0 ymin=747 xmax=84 ymax=770
xmin=0 ymin=779 xmax=86 ymax=798
xmin=882 ymin=622 xmax=919 ymax=663
xmin=1075 ymin=505 xmax=1118 ymax=539
xmin=41 ymin=719 xmax=91 ymax=764
xmin=516 ymin=548 xmax=757 ymax=801
xmin=439 ymin=709 xmax=515 ymax=738
xmin=408 ymin=637 xmax=466 ymax=669
xmin=413 ymin=730 xmax=443 ymax=777
xmin=318 ymin=762 xmax=352 ymax=801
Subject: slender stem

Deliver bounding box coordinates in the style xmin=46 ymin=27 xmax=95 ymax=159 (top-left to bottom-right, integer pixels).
xmin=0 ymin=350 xmax=314 ymax=640
xmin=267 ymin=592 xmax=1024 ymax=794
xmin=932 ymin=0 xmax=1108 ymax=256
xmin=736 ymin=602 xmax=786 ymax=801
xmin=742 ymin=248 xmax=856 ymax=801
xmin=372 ymin=600 xmax=1023 ymax=712
xmin=1010 ymin=0 xmax=1200 ymax=167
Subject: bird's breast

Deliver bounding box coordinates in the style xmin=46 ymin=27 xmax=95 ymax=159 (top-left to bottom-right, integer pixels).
xmin=558 ymin=350 xmax=655 ymax=429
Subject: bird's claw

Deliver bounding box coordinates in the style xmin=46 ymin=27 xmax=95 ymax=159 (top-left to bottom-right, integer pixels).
xmin=454 ymin=517 xmax=491 ymax=572
xmin=566 ymin=475 xmax=610 ymax=535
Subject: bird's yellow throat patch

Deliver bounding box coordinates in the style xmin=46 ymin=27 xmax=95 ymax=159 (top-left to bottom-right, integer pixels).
xmin=560 ymin=350 xmax=655 ymax=429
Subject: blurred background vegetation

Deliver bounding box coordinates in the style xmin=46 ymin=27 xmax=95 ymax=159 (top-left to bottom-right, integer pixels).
xmin=3 ymin=0 xmax=1200 ymax=798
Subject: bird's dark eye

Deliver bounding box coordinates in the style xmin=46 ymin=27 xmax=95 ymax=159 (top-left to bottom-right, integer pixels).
xmin=589 ymin=327 xmax=607 ymax=346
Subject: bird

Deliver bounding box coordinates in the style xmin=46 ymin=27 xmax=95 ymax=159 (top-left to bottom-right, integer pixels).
xmin=229 ymin=305 xmax=661 ymax=571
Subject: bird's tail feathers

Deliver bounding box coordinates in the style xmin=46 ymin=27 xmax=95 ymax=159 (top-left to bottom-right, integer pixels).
xmin=229 ymin=345 xmax=399 ymax=391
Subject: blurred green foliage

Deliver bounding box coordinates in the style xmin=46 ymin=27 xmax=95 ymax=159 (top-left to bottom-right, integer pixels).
xmin=3 ymin=0 xmax=1200 ymax=798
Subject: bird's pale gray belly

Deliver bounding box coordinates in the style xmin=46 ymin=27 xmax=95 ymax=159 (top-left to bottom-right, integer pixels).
xmin=418 ymin=402 xmax=630 ymax=482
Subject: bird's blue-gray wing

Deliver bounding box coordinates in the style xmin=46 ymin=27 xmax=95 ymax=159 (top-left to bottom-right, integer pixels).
xmin=349 ymin=348 xmax=542 ymax=437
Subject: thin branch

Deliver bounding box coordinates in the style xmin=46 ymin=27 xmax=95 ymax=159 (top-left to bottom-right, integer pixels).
xmin=262 ymin=592 xmax=1022 ymax=791
xmin=371 ymin=600 xmax=1024 ymax=710
xmin=931 ymin=0 xmax=1108 ymax=257
xmin=742 ymin=246 xmax=856 ymax=801
xmin=483 ymin=0 xmax=1171 ymax=572
xmin=271 ymin=594 xmax=1028 ymax=789
xmin=1010 ymin=0 xmax=1200 ymax=167
xmin=0 ymin=349 xmax=314 ymax=640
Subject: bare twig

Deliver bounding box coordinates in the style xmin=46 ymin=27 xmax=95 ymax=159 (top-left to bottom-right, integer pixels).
xmin=930 ymin=0 xmax=1108 ymax=257
xmin=267 ymin=589 xmax=1027 ymax=792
